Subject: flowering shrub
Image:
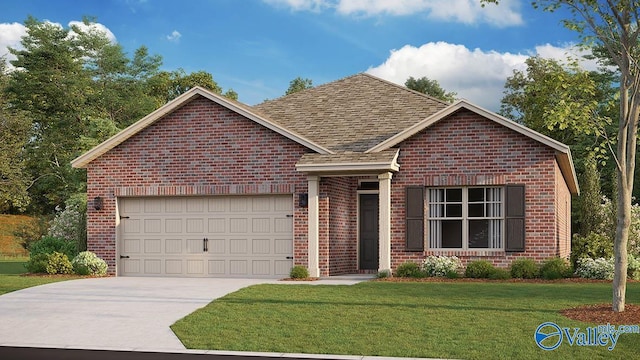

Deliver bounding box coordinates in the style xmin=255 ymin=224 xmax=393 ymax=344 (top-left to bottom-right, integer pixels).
xmin=422 ymin=256 xmax=461 ymax=277
xmin=48 ymin=204 xmax=85 ymax=246
xmin=627 ymin=255 xmax=640 ymax=280
xmin=45 ymin=252 xmax=73 ymax=275
xmin=72 ymin=251 xmax=108 ymax=276
xmin=575 ymin=257 xmax=614 ymax=280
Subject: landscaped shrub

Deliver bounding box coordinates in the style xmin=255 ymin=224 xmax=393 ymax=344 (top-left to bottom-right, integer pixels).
xmin=395 ymin=261 xmax=424 ymax=278
xmin=510 ymin=258 xmax=539 ymax=279
xmin=540 ymin=257 xmax=572 ymax=280
xmin=376 ymin=269 xmax=391 ymax=279
xmin=29 ymin=236 xmax=78 ymax=259
xmin=25 ymin=253 xmax=49 ymax=273
xmin=289 ymin=265 xmax=309 ymax=279
xmin=575 ymin=257 xmax=614 ymax=280
xmin=72 ymin=251 xmax=108 ymax=276
xmin=629 ymin=254 xmax=640 ymax=280
xmin=422 ymin=256 xmax=461 ymax=277
xmin=45 ymin=252 xmax=73 ymax=275
xmin=464 ymin=260 xmax=495 ymax=278
xmin=47 ymin=194 xmax=87 ymax=253
xmin=488 ymin=268 xmax=511 ymax=280
xmin=570 ymin=232 xmax=613 ymax=268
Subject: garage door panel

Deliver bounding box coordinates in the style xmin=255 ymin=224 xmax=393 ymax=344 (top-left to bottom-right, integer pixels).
xmin=119 ymin=195 xmax=293 ymax=278
xmin=252 ymin=239 xmax=270 ymax=254
xmin=208 ymin=218 xmax=225 ymax=233
xmin=230 ymin=218 xmax=248 ymax=233
xmin=209 ymin=239 xmax=225 ymax=253
xmin=144 ymin=239 xmax=161 ymax=253
xmin=144 ymin=219 xmax=161 ymax=233
xmin=165 ymin=239 xmax=182 ymax=254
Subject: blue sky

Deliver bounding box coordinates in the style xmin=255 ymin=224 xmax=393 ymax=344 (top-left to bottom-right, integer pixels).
xmin=1 ymin=0 xmax=589 ymax=110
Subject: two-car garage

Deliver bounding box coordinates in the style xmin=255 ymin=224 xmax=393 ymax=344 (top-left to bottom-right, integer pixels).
xmin=117 ymin=195 xmax=294 ymax=278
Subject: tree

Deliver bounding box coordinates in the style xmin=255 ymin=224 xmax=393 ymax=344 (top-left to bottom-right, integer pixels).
xmin=484 ymin=0 xmax=640 ymax=312
xmin=0 ymin=59 xmax=31 ymax=212
xmin=285 ymin=77 xmax=313 ymax=95
xmin=147 ymin=68 xmax=234 ymax=105
xmin=405 ymin=76 xmax=457 ymax=103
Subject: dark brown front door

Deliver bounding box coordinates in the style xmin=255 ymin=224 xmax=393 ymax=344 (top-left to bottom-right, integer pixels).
xmin=359 ymin=194 xmax=379 ymax=270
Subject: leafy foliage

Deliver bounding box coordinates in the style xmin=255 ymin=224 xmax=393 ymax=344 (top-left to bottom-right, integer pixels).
xmin=25 ymin=253 xmax=49 ymax=273
xmin=12 ymin=216 xmax=50 ymax=251
xmin=575 ymin=257 xmax=614 ymax=280
xmin=45 ymin=251 xmax=73 ymax=275
xmin=405 ymin=76 xmax=457 ymax=103
xmin=422 ymin=255 xmax=461 ymax=277
xmin=28 ymin=236 xmax=78 ymax=260
xmin=289 ymin=265 xmax=309 ymax=279
xmin=395 ymin=261 xmax=423 ymax=278
xmin=71 ymin=251 xmax=108 ymax=276
xmin=509 ymin=258 xmax=539 ymax=279
xmin=47 ymin=194 xmax=87 ymax=252
xmin=539 ymin=257 xmax=572 ymax=280
xmin=464 ymin=260 xmax=496 ymax=279
xmin=285 ymin=77 xmax=313 ymax=95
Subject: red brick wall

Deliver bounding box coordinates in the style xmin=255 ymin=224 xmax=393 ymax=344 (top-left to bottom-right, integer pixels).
xmin=390 ymin=109 xmax=566 ymax=269
xmin=323 ymin=177 xmax=358 ymax=275
xmin=86 ymin=96 xmax=310 ymax=274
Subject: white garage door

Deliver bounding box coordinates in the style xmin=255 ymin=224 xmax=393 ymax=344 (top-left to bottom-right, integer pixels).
xmin=118 ymin=195 xmax=294 ymax=278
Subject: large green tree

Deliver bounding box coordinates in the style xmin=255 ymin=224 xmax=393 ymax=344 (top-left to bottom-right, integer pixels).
xmin=405 ymin=76 xmax=457 ymax=103
xmin=485 ymin=0 xmax=640 ymax=312
xmin=0 ymin=59 xmax=31 ymax=212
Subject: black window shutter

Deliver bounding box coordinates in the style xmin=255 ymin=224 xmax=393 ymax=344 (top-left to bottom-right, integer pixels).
xmin=505 ymin=185 xmax=525 ymax=252
xmin=405 ymin=186 xmax=424 ymax=251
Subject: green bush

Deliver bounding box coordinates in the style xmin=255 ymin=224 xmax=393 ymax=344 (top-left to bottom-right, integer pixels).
xmin=570 ymin=232 xmax=613 ymax=268
xmin=540 ymin=257 xmax=572 ymax=280
xmin=465 ymin=260 xmax=495 ymax=278
xmin=445 ymin=270 xmax=460 ymax=279
xmin=395 ymin=262 xmax=424 ymax=278
xmin=489 ymin=268 xmax=511 ymax=280
xmin=29 ymin=236 xmax=78 ymax=259
xmin=45 ymin=252 xmax=73 ymax=275
xmin=72 ymin=251 xmax=108 ymax=276
xmin=510 ymin=258 xmax=539 ymax=279
xmin=628 ymin=254 xmax=640 ymax=280
xmin=25 ymin=253 xmax=49 ymax=273
xmin=376 ymin=269 xmax=391 ymax=279
xmin=289 ymin=265 xmax=309 ymax=279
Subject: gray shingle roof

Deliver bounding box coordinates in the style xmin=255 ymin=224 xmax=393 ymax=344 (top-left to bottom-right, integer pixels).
xmin=296 ymin=149 xmax=399 ymax=166
xmin=253 ymin=73 xmax=448 ymax=152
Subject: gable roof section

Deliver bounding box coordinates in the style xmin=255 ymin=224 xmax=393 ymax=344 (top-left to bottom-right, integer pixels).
xmin=253 ymin=73 xmax=449 ymax=152
xmin=71 ymin=87 xmax=332 ymax=168
xmin=368 ymin=99 xmax=579 ymax=194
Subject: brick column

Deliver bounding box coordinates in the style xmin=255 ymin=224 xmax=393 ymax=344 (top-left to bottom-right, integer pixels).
xmin=307 ymin=176 xmax=320 ymax=277
xmin=378 ymin=172 xmax=392 ymax=273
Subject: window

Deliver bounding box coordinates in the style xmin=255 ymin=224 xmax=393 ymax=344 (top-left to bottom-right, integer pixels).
xmin=428 ymin=187 xmax=503 ymax=249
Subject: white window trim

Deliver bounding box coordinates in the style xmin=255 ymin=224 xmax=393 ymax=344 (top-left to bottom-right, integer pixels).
xmin=427 ymin=187 xmax=505 ymax=251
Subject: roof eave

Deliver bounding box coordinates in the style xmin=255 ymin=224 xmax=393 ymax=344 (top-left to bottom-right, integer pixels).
xmin=295 ymin=161 xmax=400 ymax=175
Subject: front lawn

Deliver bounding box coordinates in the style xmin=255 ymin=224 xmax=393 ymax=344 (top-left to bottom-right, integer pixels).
xmin=0 ymin=259 xmax=78 ymax=295
xmin=172 ymin=281 xmax=640 ymax=360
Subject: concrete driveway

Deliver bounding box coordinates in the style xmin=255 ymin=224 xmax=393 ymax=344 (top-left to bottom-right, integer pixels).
xmin=0 ymin=277 xmax=276 ymax=352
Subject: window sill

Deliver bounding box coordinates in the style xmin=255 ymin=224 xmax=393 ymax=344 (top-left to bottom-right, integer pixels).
xmin=426 ymin=249 xmax=506 ymax=257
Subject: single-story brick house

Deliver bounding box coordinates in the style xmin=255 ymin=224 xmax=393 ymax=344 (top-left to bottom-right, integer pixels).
xmin=72 ymin=73 xmax=578 ymax=278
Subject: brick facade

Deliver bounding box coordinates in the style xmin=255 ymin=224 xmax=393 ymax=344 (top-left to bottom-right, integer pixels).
xmin=86 ymin=96 xmax=310 ymax=273
xmin=85 ymin=96 xmax=572 ymax=276
xmin=389 ymin=109 xmax=571 ymax=269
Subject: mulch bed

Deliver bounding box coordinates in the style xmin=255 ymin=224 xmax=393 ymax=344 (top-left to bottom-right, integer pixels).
xmin=561 ymin=304 xmax=640 ymax=324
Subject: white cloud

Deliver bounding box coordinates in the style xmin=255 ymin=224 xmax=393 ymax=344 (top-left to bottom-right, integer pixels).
xmin=264 ymin=0 xmax=523 ymax=27
xmin=166 ymin=30 xmax=182 ymax=42
xmin=0 ymin=22 xmax=27 ymax=63
xmin=68 ymin=21 xmax=117 ymax=43
xmin=366 ymin=41 xmax=597 ymax=111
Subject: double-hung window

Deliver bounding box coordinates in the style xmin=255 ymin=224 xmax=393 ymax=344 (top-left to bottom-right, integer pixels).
xmin=428 ymin=187 xmax=503 ymax=249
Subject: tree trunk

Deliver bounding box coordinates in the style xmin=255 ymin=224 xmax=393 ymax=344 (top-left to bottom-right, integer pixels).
xmin=613 ymin=173 xmax=631 ymax=312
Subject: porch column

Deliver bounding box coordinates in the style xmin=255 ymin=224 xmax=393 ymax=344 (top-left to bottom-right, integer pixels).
xmin=378 ymin=172 xmax=392 ymax=273
xmin=307 ymin=176 xmax=320 ymax=277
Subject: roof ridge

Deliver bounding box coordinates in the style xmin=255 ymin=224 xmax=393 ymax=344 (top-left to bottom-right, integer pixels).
xmin=359 ymin=73 xmax=451 ymax=106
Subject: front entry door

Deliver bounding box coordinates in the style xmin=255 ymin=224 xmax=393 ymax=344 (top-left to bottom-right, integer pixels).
xmin=359 ymin=194 xmax=379 ymax=270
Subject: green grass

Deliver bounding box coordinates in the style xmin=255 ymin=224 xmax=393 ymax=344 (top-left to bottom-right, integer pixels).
xmin=172 ymin=281 xmax=640 ymax=360
xmin=0 ymin=259 xmax=77 ymax=295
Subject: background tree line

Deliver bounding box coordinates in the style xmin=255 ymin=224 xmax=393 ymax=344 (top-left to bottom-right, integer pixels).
xmin=0 ymin=17 xmax=237 ymax=215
